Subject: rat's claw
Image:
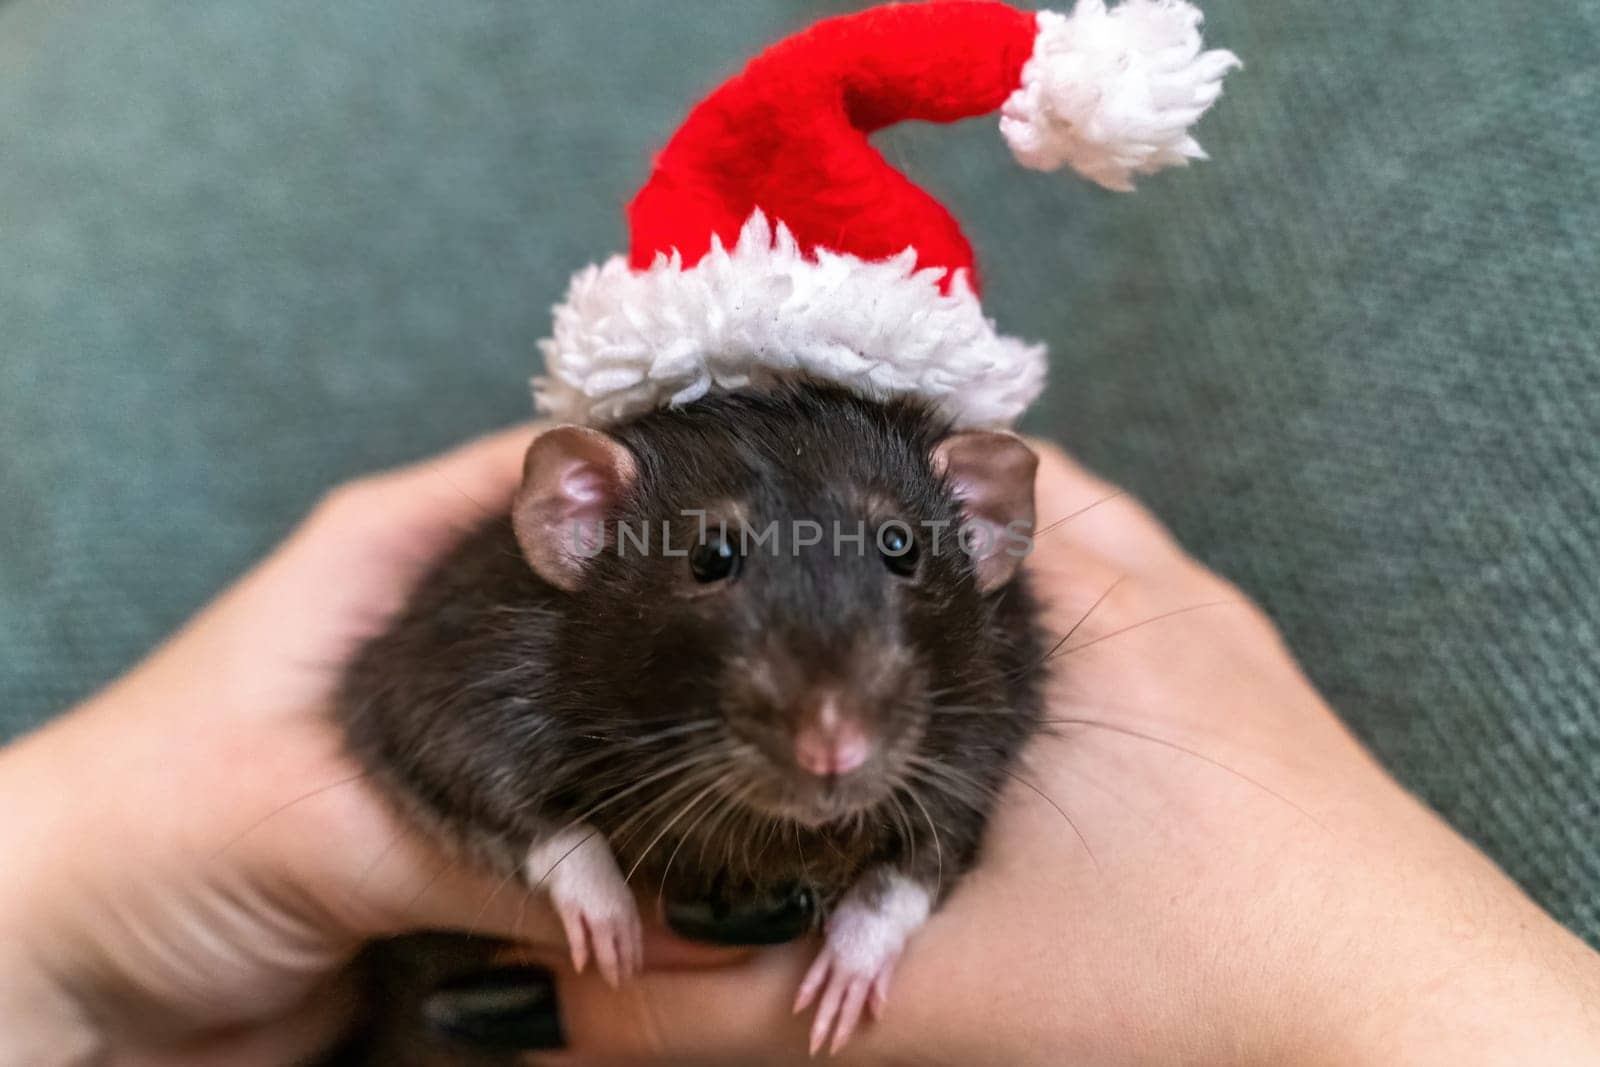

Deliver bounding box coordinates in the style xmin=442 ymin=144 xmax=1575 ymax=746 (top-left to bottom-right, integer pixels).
xmin=867 ymin=956 xmax=897 ymax=1020
xmin=557 ymin=904 xmax=590 ymax=975
xmin=809 ymin=974 xmax=840 ymax=1055
xmin=552 ymin=882 xmax=640 ymax=987
xmin=829 ymin=971 xmax=873 ymax=1054
xmin=802 ymin=945 xmax=893 ymax=1055
xmin=527 ymin=825 xmax=641 ymax=986
xmin=797 ymin=871 xmax=931 ymax=1055
xmin=614 ymin=912 xmax=645 ymax=986
xmin=591 ymin=913 xmax=623 ymax=989
xmin=622 ymin=905 xmax=643 ymax=978
xmin=794 ymin=947 xmax=833 ymax=1015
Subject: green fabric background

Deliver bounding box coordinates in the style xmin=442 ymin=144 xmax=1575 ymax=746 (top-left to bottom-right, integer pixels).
xmin=2 ymin=1 xmax=1597 ymax=945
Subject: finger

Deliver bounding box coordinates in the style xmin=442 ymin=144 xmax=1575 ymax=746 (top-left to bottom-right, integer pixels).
xmin=498 ymin=925 xmax=747 ymax=973
xmin=408 ymin=947 xmax=787 ymax=1063
xmin=327 ymin=422 xmax=544 ymax=558
xmin=122 ymin=972 xmax=360 ymax=1066
xmin=371 ymin=838 xmax=743 ymax=974
xmin=556 ymin=941 xmax=817 ymax=1062
xmin=267 ymin=423 xmax=545 ymax=632
xmin=422 ymin=966 xmax=565 ymax=1053
xmin=382 ymin=421 xmax=546 ymax=517
xmin=361 ymin=834 xmax=567 ymax=951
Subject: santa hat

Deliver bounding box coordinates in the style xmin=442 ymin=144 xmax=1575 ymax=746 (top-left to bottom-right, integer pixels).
xmin=536 ymin=0 xmax=1239 ymax=429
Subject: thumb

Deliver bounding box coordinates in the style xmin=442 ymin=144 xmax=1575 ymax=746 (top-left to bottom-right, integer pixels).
xmin=406 ymin=929 xmax=786 ymax=1063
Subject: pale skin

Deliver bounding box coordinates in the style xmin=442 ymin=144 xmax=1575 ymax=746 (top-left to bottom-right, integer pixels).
xmin=2 ymin=426 xmax=1598 ymax=1065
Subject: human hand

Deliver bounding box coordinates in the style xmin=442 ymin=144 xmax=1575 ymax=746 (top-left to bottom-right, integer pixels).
xmin=0 ymin=425 xmax=728 ymax=1065
xmin=5 ymin=432 xmax=1598 ymax=1066
xmin=499 ymin=442 xmax=1600 ymax=1065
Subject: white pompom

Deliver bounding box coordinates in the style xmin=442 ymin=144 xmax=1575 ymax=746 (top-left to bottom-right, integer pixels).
xmin=1000 ymin=0 xmax=1240 ymax=191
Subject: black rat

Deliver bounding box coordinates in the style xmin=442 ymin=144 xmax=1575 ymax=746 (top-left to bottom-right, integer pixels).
xmin=335 ymin=380 xmax=1046 ymax=1055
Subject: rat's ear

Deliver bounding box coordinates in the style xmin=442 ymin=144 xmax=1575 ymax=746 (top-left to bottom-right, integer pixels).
xmin=931 ymin=430 xmax=1038 ymax=593
xmin=513 ymin=426 xmax=638 ymax=591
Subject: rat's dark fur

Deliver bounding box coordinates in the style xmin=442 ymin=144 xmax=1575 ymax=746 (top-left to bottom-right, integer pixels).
xmin=333 ymin=382 xmax=1044 ymax=1056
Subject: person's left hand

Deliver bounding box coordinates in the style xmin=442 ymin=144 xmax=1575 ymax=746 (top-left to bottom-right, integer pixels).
xmin=0 ymin=425 xmax=612 ymax=1063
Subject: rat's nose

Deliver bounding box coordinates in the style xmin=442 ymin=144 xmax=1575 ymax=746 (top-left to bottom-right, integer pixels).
xmin=792 ymin=691 xmax=874 ymax=778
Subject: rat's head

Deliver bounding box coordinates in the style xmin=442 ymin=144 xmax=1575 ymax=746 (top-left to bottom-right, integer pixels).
xmin=513 ymin=384 xmax=1037 ymax=829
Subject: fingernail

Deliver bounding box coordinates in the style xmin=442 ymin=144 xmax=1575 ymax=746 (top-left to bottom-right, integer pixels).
xmin=665 ymin=882 xmax=815 ymax=946
xmin=423 ymin=966 xmax=564 ymax=1050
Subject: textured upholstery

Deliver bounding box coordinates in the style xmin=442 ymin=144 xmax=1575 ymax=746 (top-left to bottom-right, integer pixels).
xmin=2 ymin=1 xmax=1596 ymax=943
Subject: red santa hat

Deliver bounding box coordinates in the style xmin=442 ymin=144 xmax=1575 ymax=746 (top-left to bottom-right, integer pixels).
xmin=536 ymin=0 xmax=1239 ymax=429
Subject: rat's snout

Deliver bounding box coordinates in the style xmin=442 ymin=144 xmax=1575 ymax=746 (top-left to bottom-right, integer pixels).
xmin=721 ymin=633 xmax=920 ymax=819
xmin=792 ymin=689 xmax=875 ymax=779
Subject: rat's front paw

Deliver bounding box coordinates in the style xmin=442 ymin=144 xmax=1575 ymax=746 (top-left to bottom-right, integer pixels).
xmin=795 ymin=935 xmax=899 ymax=1056
xmin=794 ymin=872 xmax=931 ymax=1055
xmin=526 ymin=825 xmax=642 ymax=988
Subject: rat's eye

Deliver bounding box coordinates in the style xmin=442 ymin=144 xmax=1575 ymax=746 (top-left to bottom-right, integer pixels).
xmin=878 ymin=524 xmax=919 ymax=577
xmin=689 ymin=531 xmax=742 ymax=584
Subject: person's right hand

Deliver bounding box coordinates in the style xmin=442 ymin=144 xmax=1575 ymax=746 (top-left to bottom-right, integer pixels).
xmin=525 ymin=442 xmax=1600 ymax=1065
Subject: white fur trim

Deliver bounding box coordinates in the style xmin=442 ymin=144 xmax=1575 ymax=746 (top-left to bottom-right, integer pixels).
xmin=535 ymin=212 xmax=1047 ymax=429
xmin=1000 ymin=0 xmax=1241 ymax=192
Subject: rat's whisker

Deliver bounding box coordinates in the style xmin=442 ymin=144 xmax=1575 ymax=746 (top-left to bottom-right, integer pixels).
xmin=758 ymin=790 xmax=786 ymax=852
xmin=512 ymin=881 xmax=531 ymax=938
xmin=426 ymin=466 xmax=500 ymax=520
xmin=696 ymin=778 xmax=746 ymax=871
xmin=1043 ymin=716 xmax=1327 ymax=831
xmin=399 ymin=854 xmax=457 ymax=925
xmin=528 ymin=827 xmax=602 ymax=893
xmin=919 ymin=576 xmax=1125 ymax=710
xmin=577 ymin=718 xmax=723 ymax=749
xmin=1055 ymin=760 xmax=1200 ymax=855
xmin=608 ymin=753 xmax=737 ymax=857
xmin=536 ymin=721 xmax=723 ymax=786
xmin=791 ymin=820 xmax=808 ymax=875
xmin=607 ymin=757 xmax=724 ymax=837
xmin=882 ymin=787 xmax=917 ymax=870
xmin=657 ymin=772 xmax=741 ymax=902
xmin=599 ymin=718 xmax=723 ymax=755
xmin=1044 ymin=599 xmax=1248 ymax=663
xmin=732 ymin=779 xmax=768 ymax=881
xmin=694 ymin=770 xmax=763 ymax=878
xmin=625 ymin=772 xmax=734 ymax=885
xmin=468 ymin=859 xmax=526 ymax=936
xmin=345 ymin=830 xmax=408 ymax=911
xmin=210 ymin=770 xmax=372 ymax=859
xmin=926 ymin=700 xmax=1025 ymax=718
xmin=904 ymin=785 xmax=945 ymax=899
xmin=1031 ymin=488 xmax=1128 ymax=540
xmin=904 ymin=753 xmax=1002 ymax=811
xmin=997 ymin=767 xmax=1099 ymax=870
xmin=934 ymin=597 xmax=1250 ymax=711
xmin=552 ymin=743 xmax=731 ymax=840
xmin=527 ymin=753 xmax=729 ymax=889
xmin=1031 ymin=574 xmax=1127 ymax=672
